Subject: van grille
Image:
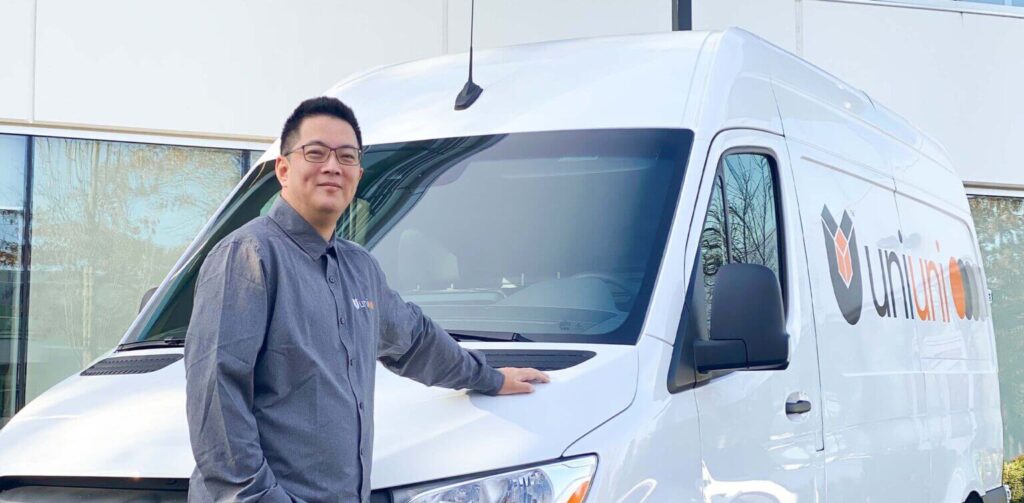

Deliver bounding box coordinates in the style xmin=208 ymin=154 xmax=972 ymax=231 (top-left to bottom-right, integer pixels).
xmin=80 ymin=354 xmax=183 ymax=376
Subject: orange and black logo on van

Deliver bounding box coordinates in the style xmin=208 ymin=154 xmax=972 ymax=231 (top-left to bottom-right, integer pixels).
xmin=821 ymin=207 xmax=863 ymax=324
xmin=820 ymin=205 xmax=988 ymax=326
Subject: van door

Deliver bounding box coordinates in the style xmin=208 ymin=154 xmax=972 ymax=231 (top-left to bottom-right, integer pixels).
xmin=685 ymin=130 xmax=825 ymax=501
xmin=786 ymin=139 xmax=932 ymax=502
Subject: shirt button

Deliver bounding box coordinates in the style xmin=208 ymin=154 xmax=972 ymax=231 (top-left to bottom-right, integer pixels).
xmin=328 ymin=275 xmax=337 ymax=284
xmin=358 ymin=401 xmax=364 ymax=411
xmin=349 ymin=357 xmax=356 ymax=366
xmin=339 ymin=317 xmax=345 ymax=325
xmin=359 ymin=447 xmax=365 ymax=456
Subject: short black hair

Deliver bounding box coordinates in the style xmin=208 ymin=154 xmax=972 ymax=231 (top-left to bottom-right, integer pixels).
xmin=280 ymin=96 xmax=363 ymax=154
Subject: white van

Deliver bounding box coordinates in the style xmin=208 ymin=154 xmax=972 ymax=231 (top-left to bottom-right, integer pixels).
xmin=0 ymin=28 xmax=1009 ymax=503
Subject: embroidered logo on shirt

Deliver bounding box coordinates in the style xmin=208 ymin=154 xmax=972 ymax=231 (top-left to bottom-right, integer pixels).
xmin=351 ymin=298 xmax=376 ymax=310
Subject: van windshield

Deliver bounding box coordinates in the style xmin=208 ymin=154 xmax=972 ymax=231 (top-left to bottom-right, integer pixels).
xmin=122 ymin=129 xmax=692 ymax=346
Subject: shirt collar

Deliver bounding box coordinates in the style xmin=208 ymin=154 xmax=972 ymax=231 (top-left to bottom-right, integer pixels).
xmin=268 ymin=196 xmax=335 ymax=260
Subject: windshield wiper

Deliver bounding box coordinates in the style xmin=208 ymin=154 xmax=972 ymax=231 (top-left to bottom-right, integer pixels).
xmin=447 ymin=330 xmax=532 ymax=342
xmin=117 ymin=338 xmax=186 ymax=352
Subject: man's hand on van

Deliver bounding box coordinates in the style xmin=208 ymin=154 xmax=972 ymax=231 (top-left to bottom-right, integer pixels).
xmin=496 ymin=367 xmax=550 ymax=394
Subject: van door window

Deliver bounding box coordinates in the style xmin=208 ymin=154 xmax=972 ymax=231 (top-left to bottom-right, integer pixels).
xmin=723 ymin=153 xmax=782 ymax=279
xmin=669 ymin=150 xmax=785 ymax=392
xmin=692 ymin=151 xmax=784 ymax=339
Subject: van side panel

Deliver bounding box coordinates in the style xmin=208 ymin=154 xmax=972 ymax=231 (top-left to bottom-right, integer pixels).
xmin=773 ymin=66 xmax=935 ymax=499
xmin=683 ymin=31 xmax=785 ymax=136
xmin=560 ymin=335 xmax=704 ymax=501
xmin=784 ymin=138 xmax=932 ymax=503
xmin=891 ymin=172 xmax=1003 ymax=501
xmin=762 ymin=25 xmax=1003 ymax=501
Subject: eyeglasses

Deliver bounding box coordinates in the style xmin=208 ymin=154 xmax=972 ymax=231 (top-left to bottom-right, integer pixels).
xmin=283 ymin=142 xmax=363 ymax=166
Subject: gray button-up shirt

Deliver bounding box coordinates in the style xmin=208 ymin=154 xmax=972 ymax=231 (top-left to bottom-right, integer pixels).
xmin=184 ymin=197 xmax=504 ymax=502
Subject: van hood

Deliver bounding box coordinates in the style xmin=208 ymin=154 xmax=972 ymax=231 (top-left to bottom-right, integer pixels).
xmin=0 ymin=344 xmax=636 ymax=489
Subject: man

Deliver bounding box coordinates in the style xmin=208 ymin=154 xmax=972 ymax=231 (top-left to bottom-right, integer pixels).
xmin=184 ymin=96 xmax=549 ymax=502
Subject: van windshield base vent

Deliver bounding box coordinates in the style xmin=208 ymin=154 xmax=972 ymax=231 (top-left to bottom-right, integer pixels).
xmin=479 ymin=350 xmax=595 ymax=371
xmin=80 ymin=354 xmax=183 ymax=376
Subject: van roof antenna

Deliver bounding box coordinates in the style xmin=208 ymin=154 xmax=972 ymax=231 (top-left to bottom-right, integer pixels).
xmin=454 ymin=0 xmax=483 ymax=111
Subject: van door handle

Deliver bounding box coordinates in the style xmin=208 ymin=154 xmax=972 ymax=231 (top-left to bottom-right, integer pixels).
xmin=785 ymin=400 xmax=812 ymax=415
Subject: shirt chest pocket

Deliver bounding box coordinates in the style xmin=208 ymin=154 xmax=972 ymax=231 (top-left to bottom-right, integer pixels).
xmin=302 ymin=307 xmax=344 ymax=352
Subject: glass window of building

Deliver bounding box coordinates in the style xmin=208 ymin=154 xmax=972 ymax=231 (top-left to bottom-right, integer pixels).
xmin=23 ymin=138 xmax=243 ymax=404
xmin=955 ymin=0 xmax=1024 ymax=6
xmin=972 ymin=0 xmax=1024 ymax=5
xmin=248 ymin=149 xmax=267 ymax=173
xmin=888 ymin=0 xmax=1024 ymax=7
xmin=0 ymin=135 xmax=28 ymax=424
xmin=969 ymin=194 xmax=1024 ymax=458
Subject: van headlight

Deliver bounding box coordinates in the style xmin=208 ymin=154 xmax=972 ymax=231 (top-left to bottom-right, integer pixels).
xmin=390 ymin=455 xmax=597 ymax=503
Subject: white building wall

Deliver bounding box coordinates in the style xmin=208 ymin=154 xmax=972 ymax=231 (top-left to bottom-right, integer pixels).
xmin=694 ymin=0 xmax=1024 ymax=188
xmin=2 ymin=0 xmax=1019 ymax=185
xmin=0 ymin=0 xmax=37 ymax=124
xmin=0 ymin=0 xmax=670 ymax=144
xmin=444 ymin=0 xmax=672 ymax=53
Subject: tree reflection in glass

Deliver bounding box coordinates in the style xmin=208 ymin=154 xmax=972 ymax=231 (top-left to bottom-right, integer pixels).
xmin=25 ymin=138 xmax=243 ymax=402
xmin=969 ymin=195 xmax=1024 ymax=458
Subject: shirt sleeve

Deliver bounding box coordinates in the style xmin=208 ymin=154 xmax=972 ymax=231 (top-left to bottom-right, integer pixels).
xmin=184 ymin=240 xmax=300 ymax=503
xmin=369 ymin=254 xmax=505 ymax=396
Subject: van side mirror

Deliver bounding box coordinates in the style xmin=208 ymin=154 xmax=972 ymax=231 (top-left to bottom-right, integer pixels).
xmin=139 ymin=286 xmax=158 ymax=314
xmin=693 ymin=263 xmax=789 ymax=373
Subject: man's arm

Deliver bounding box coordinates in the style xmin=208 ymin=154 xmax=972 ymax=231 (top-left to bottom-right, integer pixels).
xmin=370 ymin=255 xmax=548 ymax=395
xmin=184 ymin=241 xmax=297 ymax=502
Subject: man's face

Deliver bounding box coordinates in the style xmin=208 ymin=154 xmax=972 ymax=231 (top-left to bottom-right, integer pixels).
xmin=275 ymin=115 xmax=363 ymax=225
